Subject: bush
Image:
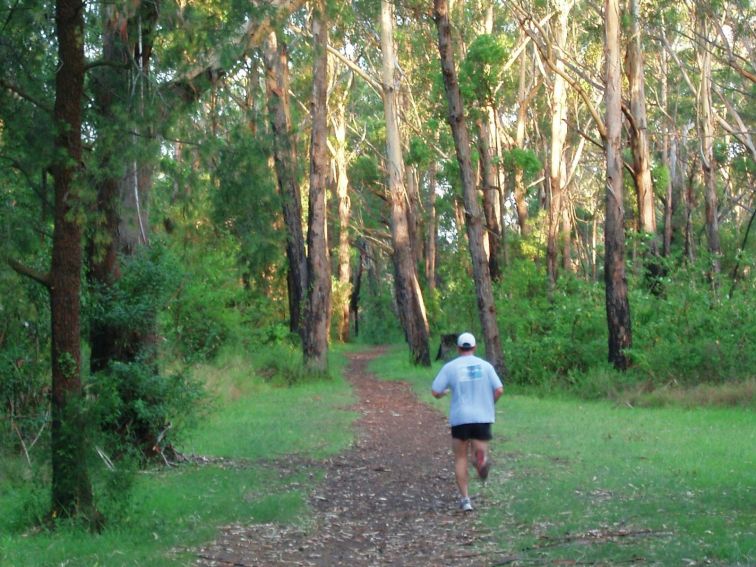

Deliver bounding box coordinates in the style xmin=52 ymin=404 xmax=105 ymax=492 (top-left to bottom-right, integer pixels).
xmin=431 ymin=257 xmax=755 ymax=399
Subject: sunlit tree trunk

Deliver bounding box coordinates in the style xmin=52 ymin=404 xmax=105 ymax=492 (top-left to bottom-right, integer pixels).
xmin=695 ymin=6 xmax=721 ymax=274
xmin=434 ymin=0 xmax=506 ymax=376
xmin=50 ymin=0 xmax=96 ymax=522
xmin=332 ymin=82 xmax=352 ymax=342
xmin=264 ymin=31 xmax=308 ymax=336
xmin=381 ymin=0 xmax=430 ymax=366
xmin=625 ymin=0 xmax=660 ymax=282
xmin=546 ymin=0 xmax=570 ymax=294
xmin=604 ymin=0 xmax=632 ymax=370
xmin=303 ymin=1 xmax=331 ymax=372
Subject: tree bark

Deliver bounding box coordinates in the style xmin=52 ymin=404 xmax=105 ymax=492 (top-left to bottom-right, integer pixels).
xmin=264 ymin=31 xmax=308 ymax=336
xmin=332 ymin=81 xmax=352 ymax=342
xmin=50 ymin=0 xmax=96 ymax=522
xmin=603 ymin=0 xmax=632 ymax=371
xmin=513 ymin=41 xmax=532 ymax=236
xmin=547 ymin=0 xmax=570 ymax=294
xmin=303 ymin=1 xmax=331 ymax=372
xmin=434 ymin=0 xmax=506 ymax=377
xmin=661 ymin=48 xmax=674 ymax=258
xmin=476 ymin=115 xmax=502 ymax=281
xmin=425 ymin=164 xmax=438 ymax=293
xmin=625 ymin=0 xmax=660 ymax=284
xmin=696 ymin=6 xmax=722 ymax=274
xmin=381 ymin=0 xmax=430 ymax=366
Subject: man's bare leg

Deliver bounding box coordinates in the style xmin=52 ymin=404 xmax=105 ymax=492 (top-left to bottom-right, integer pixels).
xmin=452 ymin=438 xmax=470 ymax=498
xmin=471 ymin=439 xmax=490 ymax=479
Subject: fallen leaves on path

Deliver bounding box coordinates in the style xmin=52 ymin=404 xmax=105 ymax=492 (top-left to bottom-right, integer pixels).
xmin=191 ymin=348 xmax=502 ymax=566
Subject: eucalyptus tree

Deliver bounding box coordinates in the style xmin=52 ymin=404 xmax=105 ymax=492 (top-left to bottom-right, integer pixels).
xmin=604 ymin=0 xmax=632 ymax=370
xmin=625 ymin=0 xmax=658 ymax=268
xmin=263 ymin=30 xmax=308 ymax=337
xmin=545 ymin=0 xmax=571 ymax=293
xmin=380 ymin=0 xmax=430 ymax=366
xmin=434 ymin=0 xmax=506 ymax=376
xmin=303 ymin=0 xmax=331 ymax=372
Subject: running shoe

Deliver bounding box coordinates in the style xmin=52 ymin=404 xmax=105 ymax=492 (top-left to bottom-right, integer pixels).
xmin=460 ymin=496 xmax=473 ymax=511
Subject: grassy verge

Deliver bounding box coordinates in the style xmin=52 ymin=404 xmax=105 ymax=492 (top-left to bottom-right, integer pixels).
xmin=370 ymin=345 xmax=755 ymax=565
xmin=0 ymin=345 xmax=356 ymax=567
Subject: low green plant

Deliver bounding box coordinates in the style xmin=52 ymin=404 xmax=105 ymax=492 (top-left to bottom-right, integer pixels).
xmin=0 ymin=347 xmax=355 ymax=566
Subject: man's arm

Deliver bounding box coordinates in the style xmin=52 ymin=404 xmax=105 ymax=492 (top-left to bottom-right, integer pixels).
xmin=432 ymin=388 xmax=449 ymax=399
xmin=493 ymin=386 xmax=504 ymax=402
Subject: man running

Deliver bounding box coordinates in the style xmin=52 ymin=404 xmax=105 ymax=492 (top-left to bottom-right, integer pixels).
xmin=431 ymin=332 xmax=504 ymax=512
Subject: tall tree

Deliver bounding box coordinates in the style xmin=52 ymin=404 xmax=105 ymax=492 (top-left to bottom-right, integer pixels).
xmin=434 ymin=0 xmax=506 ymax=376
xmin=546 ymin=0 xmax=571 ymax=293
xmin=380 ymin=0 xmax=430 ymax=366
xmin=695 ymin=4 xmax=722 ymax=274
xmin=49 ymin=0 xmax=96 ymax=521
xmin=264 ymin=31 xmax=308 ymax=336
xmin=331 ymin=70 xmax=354 ymax=342
xmin=603 ymin=0 xmax=632 ymax=370
xmin=303 ymin=1 xmax=331 ymax=372
xmin=625 ymin=0 xmax=660 ymax=277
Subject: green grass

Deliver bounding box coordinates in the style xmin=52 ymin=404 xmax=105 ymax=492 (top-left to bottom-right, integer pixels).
xmin=370 ymin=345 xmax=756 ymax=565
xmin=0 ymin=345 xmax=356 ymax=567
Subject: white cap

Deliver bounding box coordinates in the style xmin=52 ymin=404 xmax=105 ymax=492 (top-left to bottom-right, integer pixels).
xmin=457 ymin=332 xmax=476 ymax=348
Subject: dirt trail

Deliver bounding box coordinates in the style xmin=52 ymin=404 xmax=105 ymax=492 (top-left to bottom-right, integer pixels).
xmin=194 ymin=347 xmax=500 ymax=566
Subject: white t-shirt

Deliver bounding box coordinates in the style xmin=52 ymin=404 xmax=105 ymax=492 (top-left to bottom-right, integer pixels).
xmin=432 ymin=354 xmax=503 ymax=426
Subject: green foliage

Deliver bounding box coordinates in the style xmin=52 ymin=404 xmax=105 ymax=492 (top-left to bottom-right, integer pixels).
xmin=0 ymin=349 xmax=355 ymax=565
xmin=87 ymin=360 xmax=204 ymax=460
xmin=459 ymin=34 xmax=509 ymax=107
xmin=251 ymin=343 xmax=315 ymax=386
xmin=501 ymin=148 xmax=542 ymax=180
xmin=431 ymin=256 xmax=755 ymax=400
xmin=357 ymin=284 xmax=404 ymax=345
xmin=88 ymin=243 xmax=181 ymax=341
xmin=406 ymin=136 xmax=434 ymax=168
xmin=164 ymin=273 xmax=235 ymax=362
xmin=211 ymin=130 xmax=283 ymax=284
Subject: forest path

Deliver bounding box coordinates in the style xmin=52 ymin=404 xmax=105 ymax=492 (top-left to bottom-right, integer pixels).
xmin=194 ymin=347 xmax=502 ymax=566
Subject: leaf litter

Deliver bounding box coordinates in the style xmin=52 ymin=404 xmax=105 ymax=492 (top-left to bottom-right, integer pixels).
xmin=191 ymin=348 xmax=503 ymax=566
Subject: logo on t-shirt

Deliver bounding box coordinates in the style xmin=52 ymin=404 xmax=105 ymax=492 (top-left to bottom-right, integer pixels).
xmin=459 ymin=364 xmax=483 ymax=382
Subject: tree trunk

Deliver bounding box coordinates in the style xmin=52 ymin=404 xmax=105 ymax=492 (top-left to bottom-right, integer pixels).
xmin=434 ymin=0 xmax=506 ymax=377
xmin=50 ymin=0 xmax=96 ymax=522
xmin=303 ymin=1 xmax=331 ymax=373
xmin=425 ymin=164 xmax=438 ymax=293
xmin=381 ymin=0 xmax=430 ymax=366
xmin=476 ymin=114 xmax=502 ymax=281
xmin=264 ymin=32 xmax=308 ymax=336
xmin=696 ymin=7 xmax=721 ymax=274
xmin=562 ymin=206 xmax=572 ymax=272
xmin=547 ymin=1 xmax=570 ymax=294
xmin=661 ymin=49 xmax=674 ymax=258
xmin=332 ymin=84 xmax=352 ymax=342
xmin=603 ymin=0 xmax=632 ymax=371
xmin=513 ymin=42 xmax=531 ymax=236
xmin=349 ymin=240 xmax=366 ymax=337
xmin=625 ymin=0 xmax=660 ymax=283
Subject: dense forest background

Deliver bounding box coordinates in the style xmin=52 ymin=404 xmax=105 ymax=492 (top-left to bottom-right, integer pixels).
xmin=1 ymin=0 xmax=753 ymax=524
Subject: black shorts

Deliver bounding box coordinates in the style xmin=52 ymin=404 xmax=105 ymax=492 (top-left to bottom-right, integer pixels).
xmin=451 ymin=423 xmax=492 ymax=441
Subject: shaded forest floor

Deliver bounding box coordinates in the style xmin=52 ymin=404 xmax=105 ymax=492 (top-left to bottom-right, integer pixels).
xmin=193 ymin=347 xmax=505 ymax=566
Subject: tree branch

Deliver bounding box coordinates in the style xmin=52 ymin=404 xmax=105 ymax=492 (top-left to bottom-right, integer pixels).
xmin=7 ymin=258 xmax=50 ymax=288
